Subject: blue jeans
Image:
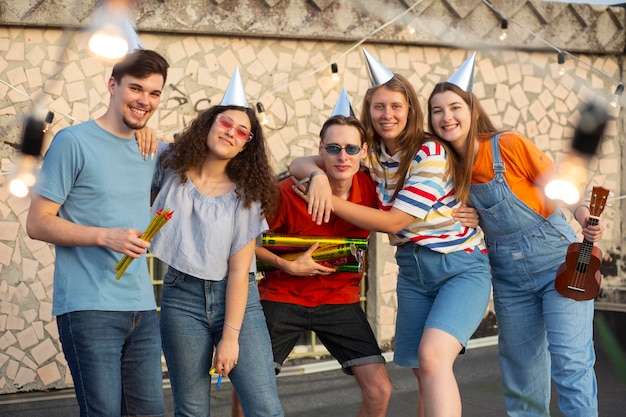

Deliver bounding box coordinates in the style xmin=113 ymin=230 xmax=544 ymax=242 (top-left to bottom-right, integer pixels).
xmin=492 ymin=261 xmax=597 ymax=417
xmin=57 ymin=310 xmax=164 ymax=417
xmin=160 ymin=268 xmax=283 ymax=417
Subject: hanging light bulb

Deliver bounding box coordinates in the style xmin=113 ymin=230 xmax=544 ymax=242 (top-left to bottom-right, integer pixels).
xmin=331 ymin=63 xmax=340 ymax=82
xmin=9 ymin=111 xmax=54 ymax=198
xmin=558 ymin=51 xmax=566 ymax=76
xmin=610 ymin=83 xmax=623 ymax=108
xmin=499 ymin=18 xmax=508 ymax=41
xmin=87 ymin=0 xmax=143 ymax=61
xmin=544 ymin=100 xmax=607 ymax=204
xmin=256 ymin=102 xmax=269 ymax=126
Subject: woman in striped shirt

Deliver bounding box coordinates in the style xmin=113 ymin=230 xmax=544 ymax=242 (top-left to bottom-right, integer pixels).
xmin=289 ymin=68 xmax=491 ymax=417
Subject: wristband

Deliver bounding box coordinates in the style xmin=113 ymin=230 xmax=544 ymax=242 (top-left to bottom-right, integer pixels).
xmin=309 ymin=171 xmax=327 ymax=179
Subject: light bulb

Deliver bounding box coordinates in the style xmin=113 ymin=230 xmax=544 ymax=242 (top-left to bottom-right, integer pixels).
xmin=331 ymin=63 xmax=340 ymax=82
xmin=9 ymin=155 xmax=38 ymax=198
xmin=544 ymin=100 xmax=607 ymax=204
xmin=256 ymin=102 xmax=269 ymax=126
xmin=499 ymin=18 xmax=508 ymax=41
xmin=87 ymin=2 xmax=142 ymax=61
xmin=9 ymin=114 xmax=50 ymax=198
xmin=544 ymin=154 xmax=587 ymax=205
xmin=558 ymin=51 xmax=566 ymax=76
xmin=610 ymin=84 xmax=624 ymax=108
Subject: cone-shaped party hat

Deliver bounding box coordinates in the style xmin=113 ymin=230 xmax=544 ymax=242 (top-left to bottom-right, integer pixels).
xmin=447 ymin=51 xmax=476 ymax=93
xmin=331 ymin=87 xmax=355 ymax=117
xmin=220 ymin=67 xmax=249 ymax=107
xmin=363 ymin=48 xmax=394 ymax=87
xmin=122 ymin=18 xmax=144 ymax=53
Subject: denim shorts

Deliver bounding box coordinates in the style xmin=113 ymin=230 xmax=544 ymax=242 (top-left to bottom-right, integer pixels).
xmin=393 ymin=243 xmax=492 ymax=369
xmin=261 ymin=301 xmax=386 ymax=375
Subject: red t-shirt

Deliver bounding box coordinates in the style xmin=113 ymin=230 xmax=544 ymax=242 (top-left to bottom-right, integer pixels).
xmin=258 ymin=170 xmax=378 ymax=306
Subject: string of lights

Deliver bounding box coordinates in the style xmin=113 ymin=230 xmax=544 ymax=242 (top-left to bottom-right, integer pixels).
xmin=1 ymin=0 xmax=623 ymax=132
xmin=481 ymin=0 xmax=624 ymax=105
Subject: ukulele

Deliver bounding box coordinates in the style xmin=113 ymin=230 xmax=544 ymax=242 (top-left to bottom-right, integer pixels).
xmin=554 ymin=186 xmax=608 ymax=301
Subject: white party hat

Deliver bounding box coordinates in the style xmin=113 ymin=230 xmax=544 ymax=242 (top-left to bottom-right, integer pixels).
xmin=363 ymin=48 xmax=394 ymax=87
xmin=220 ymin=67 xmax=249 ymax=107
xmin=331 ymin=87 xmax=354 ymax=117
xmin=447 ymin=51 xmax=476 ymax=93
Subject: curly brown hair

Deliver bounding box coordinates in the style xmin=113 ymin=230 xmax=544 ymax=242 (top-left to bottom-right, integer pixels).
xmin=160 ymin=105 xmax=277 ymax=217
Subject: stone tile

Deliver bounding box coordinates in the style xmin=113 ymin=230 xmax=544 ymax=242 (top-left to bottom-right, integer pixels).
xmin=31 ymin=338 xmax=57 ymax=365
xmin=7 ymin=66 xmax=27 ymax=87
xmin=22 ymin=308 xmax=36 ymax=323
xmin=6 ymin=41 xmax=24 ymax=61
xmin=0 ymin=328 xmax=16 ymax=350
xmin=37 ymin=362 xmax=61 ymax=385
xmin=6 ymin=315 xmax=25 ymax=331
xmin=16 ymin=326 xmax=38 ymax=350
xmin=38 ymin=301 xmax=53 ymax=323
xmin=6 ymin=359 xmax=19 ymax=379
xmin=22 ymin=258 xmax=38 ymax=282
xmin=71 ymin=101 xmax=90 ymax=123
xmin=0 ymin=241 xmax=12 ymax=266
xmin=66 ymin=80 xmax=87 ymax=102
xmin=44 ymin=321 xmax=58 ymax=339
xmin=14 ymin=366 xmax=36 ymax=388
xmin=31 ymin=245 xmax=55 ymax=268
xmin=7 ymin=345 xmax=24 ymax=360
xmin=43 ymin=78 xmax=64 ymax=96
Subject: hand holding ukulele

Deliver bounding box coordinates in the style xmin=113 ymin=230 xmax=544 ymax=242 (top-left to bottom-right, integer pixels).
xmin=555 ymin=186 xmax=608 ymax=300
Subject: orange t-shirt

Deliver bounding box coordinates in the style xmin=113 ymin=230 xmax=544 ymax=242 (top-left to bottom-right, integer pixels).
xmin=472 ymin=131 xmax=556 ymax=218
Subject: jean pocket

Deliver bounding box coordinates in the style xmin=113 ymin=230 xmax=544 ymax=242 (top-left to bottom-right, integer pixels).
xmin=163 ymin=269 xmax=184 ymax=287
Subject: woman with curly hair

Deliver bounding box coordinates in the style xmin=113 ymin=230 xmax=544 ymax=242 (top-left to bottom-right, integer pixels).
xmin=149 ymin=71 xmax=282 ymax=416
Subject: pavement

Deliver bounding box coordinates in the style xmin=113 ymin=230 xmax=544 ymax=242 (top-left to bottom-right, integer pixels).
xmin=1 ymin=310 xmax=625 ymax=416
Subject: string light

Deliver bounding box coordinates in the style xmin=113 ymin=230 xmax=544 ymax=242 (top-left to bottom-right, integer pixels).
xmin=2 ymin=0 xmax=622 ymax=135
xmin=331 ymin=63 xmax=340 ymax=81
xmin=558 ymin=51 xmax=566 ymax=76
xmin=482 ymin=0 xmax=622 ymax=100
xmin=544 ymin=100 xmax=608 ymax=204
xmin=610 ymin=83 xmax=624 ymax=108
xmin=9 ymin=111 xmax=54 ymax=198
xmin=499 ymin=18 xmax=508 ymax=41
xmin=256 ymin=101 xmax=269 ymax=126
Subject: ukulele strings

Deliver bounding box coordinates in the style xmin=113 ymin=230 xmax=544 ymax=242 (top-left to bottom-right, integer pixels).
xmin=571 ymin=192 xmax=601 ymax=289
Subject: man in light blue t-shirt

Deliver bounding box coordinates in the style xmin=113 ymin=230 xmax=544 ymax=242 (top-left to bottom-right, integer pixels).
xmin=26 ymin=49 xmax=169 ymax=417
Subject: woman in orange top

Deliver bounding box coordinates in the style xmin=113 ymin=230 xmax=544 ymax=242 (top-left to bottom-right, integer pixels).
xmin=427 ymin=80 xmax=604 ymax=417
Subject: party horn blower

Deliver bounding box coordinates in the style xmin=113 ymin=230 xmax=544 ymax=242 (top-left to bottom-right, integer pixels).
xmin=261 ymin=233 xmax=368 ymax=250
xmin=114 ymin=208 xmax=174 ymax=280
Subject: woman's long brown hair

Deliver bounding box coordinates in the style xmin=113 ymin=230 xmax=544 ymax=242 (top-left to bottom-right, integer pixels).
xmin=427 ymin=82 xmax=498 ymax=203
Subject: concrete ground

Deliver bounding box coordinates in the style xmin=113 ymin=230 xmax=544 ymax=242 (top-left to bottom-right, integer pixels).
xmin=1 ymin=311 xmax=624 ymax=416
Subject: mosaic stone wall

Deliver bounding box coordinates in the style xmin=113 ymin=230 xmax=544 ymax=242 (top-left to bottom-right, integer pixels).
xmin=0 ymin=0 xmax=624 ymax=394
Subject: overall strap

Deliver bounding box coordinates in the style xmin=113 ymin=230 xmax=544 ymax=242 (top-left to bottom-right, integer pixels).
xmin=490 ymin=133 xmax=505 ymax=174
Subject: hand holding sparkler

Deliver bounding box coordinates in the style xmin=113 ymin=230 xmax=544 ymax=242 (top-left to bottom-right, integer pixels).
xmin=114 ymin=208 xmax=174 ymax=280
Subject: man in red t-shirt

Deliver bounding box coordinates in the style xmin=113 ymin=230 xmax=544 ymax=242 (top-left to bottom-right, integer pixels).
xmin=232 ymin=114 xmax=391 ymax=417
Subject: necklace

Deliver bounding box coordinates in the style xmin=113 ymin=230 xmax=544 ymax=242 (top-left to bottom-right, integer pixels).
xmin=203 ymin=181 xmax=221 ymax=196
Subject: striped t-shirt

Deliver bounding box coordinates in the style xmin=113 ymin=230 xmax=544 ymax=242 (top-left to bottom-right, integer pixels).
xmin=366 ymin=140 xmax=485 ymax=254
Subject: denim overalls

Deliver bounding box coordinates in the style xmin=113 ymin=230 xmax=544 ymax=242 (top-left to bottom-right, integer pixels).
xmin=469 ymin=133 xmax=597 ymax=417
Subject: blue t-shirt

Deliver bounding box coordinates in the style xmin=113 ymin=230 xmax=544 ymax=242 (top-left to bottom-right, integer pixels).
xmin=33 ymin=120 xmax=158 ymax=315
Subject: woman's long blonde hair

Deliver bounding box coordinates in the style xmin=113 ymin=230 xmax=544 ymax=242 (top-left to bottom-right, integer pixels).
xmin=361 ymin=74 xmax=459 ymax=203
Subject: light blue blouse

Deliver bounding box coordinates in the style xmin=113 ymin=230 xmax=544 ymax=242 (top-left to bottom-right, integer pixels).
xmin=150 ymin=162 xmax=267 ymax=281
